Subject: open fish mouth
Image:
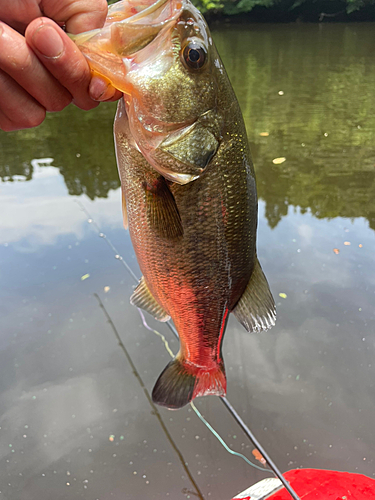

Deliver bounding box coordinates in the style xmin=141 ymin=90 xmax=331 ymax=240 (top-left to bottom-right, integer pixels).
xmin=70 ymin=0 xmax=183 ymax=93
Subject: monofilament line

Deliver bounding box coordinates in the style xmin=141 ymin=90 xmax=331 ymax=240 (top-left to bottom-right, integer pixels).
xmin=78 ymin=200 xmax=301 ymax=500
xmin=143 ymin=309 xmax=301 ymax=498
xmin=138 ymin=309 xmax=269 ymax=473
xmin=75 ymin=200 xmax=138 ymax=282
xmin=94 ymin=293 xmax=205 ymax=500
xmin=220 ymin=398 xmax=301 ymax=500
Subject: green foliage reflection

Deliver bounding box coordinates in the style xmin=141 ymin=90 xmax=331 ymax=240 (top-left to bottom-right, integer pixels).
xmin=105 ymin=0 xmax=375 ymax=20
xmin=0 ymin=103 xmax=120 ymax=199
xmin=191 ymin=0 xmax=375 ymax=18
xmin=213 ymin=23 xmax=375 ymax=231
xmin=1 ymin=24 xmax=375 ymax=231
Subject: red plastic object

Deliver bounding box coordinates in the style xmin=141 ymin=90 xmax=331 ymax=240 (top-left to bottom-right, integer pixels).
xmin=232 ymin=468 xmax=375 ymax=500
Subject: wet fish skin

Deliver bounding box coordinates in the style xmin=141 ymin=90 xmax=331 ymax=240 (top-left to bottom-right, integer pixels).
xmin=73 ymin=0 xmax=276 ymax=409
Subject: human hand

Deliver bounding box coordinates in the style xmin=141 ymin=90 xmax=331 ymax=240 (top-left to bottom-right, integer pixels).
xmin=0 ymin=0 xmax=122 ymax=131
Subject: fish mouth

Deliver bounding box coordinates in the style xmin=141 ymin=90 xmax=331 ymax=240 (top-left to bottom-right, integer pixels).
xmin=70 ymin=0 xmax=183 ymax=93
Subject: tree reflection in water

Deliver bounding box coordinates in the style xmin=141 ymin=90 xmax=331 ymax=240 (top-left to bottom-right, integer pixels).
xmin=1 ymin=23 xmax=375 ymax=230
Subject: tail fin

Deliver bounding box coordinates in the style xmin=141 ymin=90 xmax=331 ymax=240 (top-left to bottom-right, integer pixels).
xmin=152 ymin=357 xmax=226 ymax=409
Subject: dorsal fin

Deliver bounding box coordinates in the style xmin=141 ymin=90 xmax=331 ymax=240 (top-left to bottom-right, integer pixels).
xmin=130 ymin=276 xmax=170 ymax=322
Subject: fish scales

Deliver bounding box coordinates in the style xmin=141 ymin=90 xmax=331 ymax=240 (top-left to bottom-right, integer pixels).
xmin=72 ymin=0 xmax=276 ymax=409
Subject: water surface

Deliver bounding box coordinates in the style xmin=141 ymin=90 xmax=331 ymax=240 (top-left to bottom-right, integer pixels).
xmin=1 ymin=22 xmax=374 ymax=500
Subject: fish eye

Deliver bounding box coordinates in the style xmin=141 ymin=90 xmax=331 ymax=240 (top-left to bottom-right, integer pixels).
xmin=182 ymin=42 xmax=207 ymax=70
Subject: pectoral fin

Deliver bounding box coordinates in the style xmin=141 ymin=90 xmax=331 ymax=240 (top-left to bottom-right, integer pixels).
xmin=144 ymin=177 xmax=183 ymax=239
xmin=130 ymin=276 xmax=170 ymax=322
xmin=233 ymin=258 xmax=276 ymax=333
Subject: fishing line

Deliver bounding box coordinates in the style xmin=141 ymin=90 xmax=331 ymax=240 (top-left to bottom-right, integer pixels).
xmin=94 ymin=293 xmax=205 ymax=500
xmin=220 ymin=398 xmax=301 ymax=500
xmin=138 ymin=309 xmax=269 ymax=473
xmin=138 ymin=309 xmax=175 ymax=358
xmin=77 ymin=199 xmax=301 ymax=500
xmin=139 ymin=308 xmax=301 ymax=500
xmin=75 ymin=200 xmax=138 ymax=282
xmin=137 ymin=280 xmax=300 ymax=498
xmin=190 ymin=402 xmax=269 ymax=473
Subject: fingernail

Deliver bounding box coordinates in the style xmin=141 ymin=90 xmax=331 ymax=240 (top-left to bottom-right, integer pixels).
xmin=32 ymin=25 xmax=64 ymax=58
xmin=98 ymin=85 xmax=116 ymax=101
xmin=89 ymin=77 xmax=116 ymax=101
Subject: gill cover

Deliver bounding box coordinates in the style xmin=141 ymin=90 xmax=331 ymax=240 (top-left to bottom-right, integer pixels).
xmin=71 ymin=0 xmax=222 ymax=184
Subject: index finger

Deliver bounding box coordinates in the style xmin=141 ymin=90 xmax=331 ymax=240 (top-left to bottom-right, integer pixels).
xmin=41 ymin=0 xmax=108 ymax=34
xmin=25 ymin=18 xmax=98 ymax=111
xmin=0 ymin=21 xmax=71 ymax=112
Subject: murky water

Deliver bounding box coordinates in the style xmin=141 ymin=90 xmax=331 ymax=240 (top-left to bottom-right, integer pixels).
xmin=1 ymin=22 xmax=375 ymax=500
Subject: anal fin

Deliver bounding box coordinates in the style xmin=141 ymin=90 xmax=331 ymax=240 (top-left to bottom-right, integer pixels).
xmin=233 ymin=257 xmax=276 ymax=333
xmin=130 ymin=276 xmax=170 ymax=322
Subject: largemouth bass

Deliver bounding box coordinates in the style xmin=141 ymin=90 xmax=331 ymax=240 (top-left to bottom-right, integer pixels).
xmin=72 ymin=0 xmax=276 ymax=409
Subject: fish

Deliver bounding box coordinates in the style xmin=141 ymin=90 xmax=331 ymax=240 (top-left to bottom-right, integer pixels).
xmin=72 ymin=0 xmax=276 ymax=409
